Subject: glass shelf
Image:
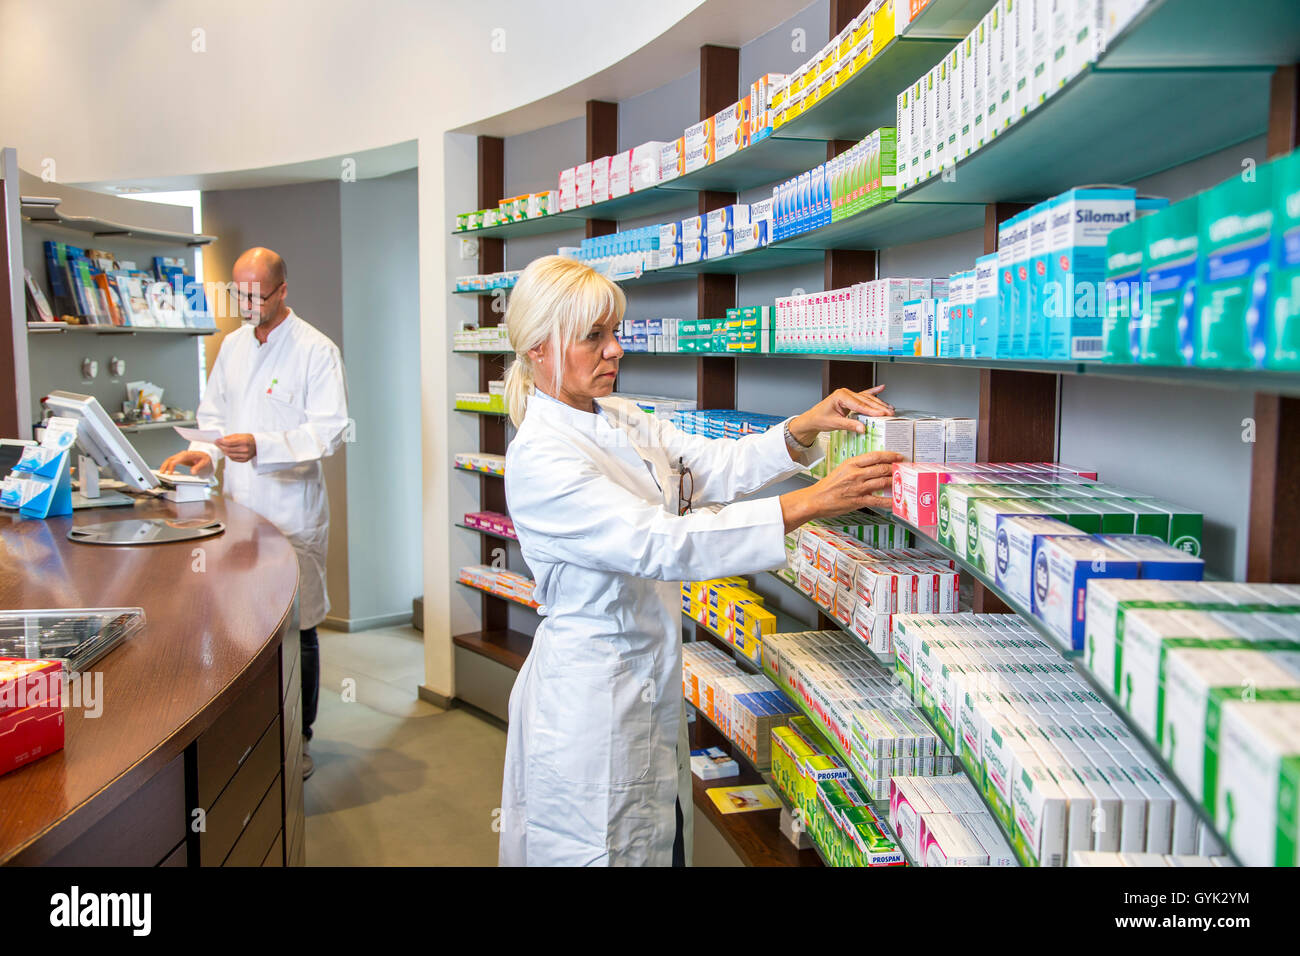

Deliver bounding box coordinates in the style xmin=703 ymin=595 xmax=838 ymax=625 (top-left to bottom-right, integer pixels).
xmin=456 ymin=578 xmax=538 ymax=610
xmin=618 ymin=350 xmax=1300 ymax=397
xmin=454 ymin=522 xmax=517 ymax=543
xmin=452 ymin=463 xmax=504 ymax=477
xmin=27 ymin=322 xmax=217 ymax=336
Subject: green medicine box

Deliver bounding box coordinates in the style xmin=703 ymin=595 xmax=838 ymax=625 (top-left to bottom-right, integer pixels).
xmin=1196 ymin=168 xmax=1273 ymax=368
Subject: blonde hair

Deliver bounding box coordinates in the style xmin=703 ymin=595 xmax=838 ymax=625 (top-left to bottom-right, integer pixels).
xmin=502 ymin=255 xmax=626 ymax=427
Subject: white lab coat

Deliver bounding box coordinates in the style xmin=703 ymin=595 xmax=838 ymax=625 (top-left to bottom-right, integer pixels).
xmin=190 ymin=310 xmax=349 ymax=629
xmin=497 ymin=392 xmax=821 ymax=866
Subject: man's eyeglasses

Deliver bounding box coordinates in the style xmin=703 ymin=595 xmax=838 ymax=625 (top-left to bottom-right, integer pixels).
xmin=678 ymin=458 xmax=693 ymax=516
xmin=234 ymin=282 xmax=283 ymax=305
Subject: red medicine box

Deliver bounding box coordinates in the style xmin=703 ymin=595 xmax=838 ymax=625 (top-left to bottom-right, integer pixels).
xmin=0 ymin=659 xmax=65 ymax=775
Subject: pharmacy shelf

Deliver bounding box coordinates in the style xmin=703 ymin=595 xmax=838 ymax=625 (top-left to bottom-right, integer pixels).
xmin=451 ymin=287 xmax=513 ymax=297
xmin=901 ymin=65 xmax=1272 ymax=206
xmin=685 ymin=697 xmax=825 ymax=867
xmin=27 ymin=322 xmax=217 ymax=336
xmin=453 ymin=407 xmax=509 ymax=417
xmin=780 ymin=197 xmax=986 ymax=251
xmin=690 ymin=761 xmax=823 ymax=867
xmin=452 ymin=463 xmax=504 ymax=477
xmin=455 ymin=522 xmax=517 ymax=543
xmin=451 ymin=136 xmax=831 ymax=243
xmin=455 ymin=578 xmax=539 ymax=611
xmin=451 ymin=348 xmax=511 ymax=354
xmin=451 ymin=629 xmax=533 ymax=672
xmin=618 ymin=350 xmax=1300 ymax=397
xmin=757 ymin=652 xmax=913 ymax=864
xmin=667 ymin=134 xmax=829 ymax=194
xmin=772 ymin=34 xmax=961 ymax=143
xmin=21 ymin=197 xmax=216 ymax=246
xmin=117 ymin=419 xmax=196 ymax=434
xmin=846 ymin=500 xmax=1243 ymax=864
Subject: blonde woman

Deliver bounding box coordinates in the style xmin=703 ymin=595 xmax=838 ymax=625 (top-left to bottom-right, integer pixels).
xmin=497 ymin=255 xmax=902 ymax=867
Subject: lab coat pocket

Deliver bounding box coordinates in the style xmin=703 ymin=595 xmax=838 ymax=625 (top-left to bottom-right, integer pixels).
xmin=260 ymin=390 xmax=305 ymax=430
xmin=535 ymin=651 xmax=655 ymax=787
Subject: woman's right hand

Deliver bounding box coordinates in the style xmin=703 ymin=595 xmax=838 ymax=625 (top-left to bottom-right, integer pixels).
xmin=779 ymin=451 xmax=904 ymax=533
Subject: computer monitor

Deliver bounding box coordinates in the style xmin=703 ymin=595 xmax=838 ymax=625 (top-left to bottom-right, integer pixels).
xmin=41 ymin=391 xmax=158 ymax=492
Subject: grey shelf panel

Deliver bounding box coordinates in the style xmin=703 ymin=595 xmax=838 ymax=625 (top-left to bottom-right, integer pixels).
xmin=902 ymin=65 xmax=1273 ymax=205
xmin=21 ymin=197 xmax=215 ymax=246
xmin=773 ymin=35 xmax=959 ymax=143
xmin=451 ymin=287 xmax=513 ymax=297
xmin=28 ymin=322 xmax=216 ymax=337
xmin=117 ymin=419 xmax=196 ymax=434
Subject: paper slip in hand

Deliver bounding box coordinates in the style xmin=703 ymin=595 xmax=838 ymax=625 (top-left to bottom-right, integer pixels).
xmin=174 ymin=426 xmax=222 ymax=442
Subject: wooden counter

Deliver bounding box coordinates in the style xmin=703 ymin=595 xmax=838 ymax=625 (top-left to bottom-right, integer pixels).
xmin=0 ymin=495 xmax=304 ymax=866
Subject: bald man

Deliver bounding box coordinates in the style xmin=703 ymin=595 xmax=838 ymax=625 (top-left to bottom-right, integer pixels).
xmin=161 ymin=247 xmax=349 ymax=780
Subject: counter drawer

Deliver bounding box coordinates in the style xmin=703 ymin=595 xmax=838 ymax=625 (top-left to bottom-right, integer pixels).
xmin=195 ymin=658 xmax=279 ymax=810
xmin=43 ymin=754 xmax=185 ymax=866
xmin=262 ymin=831 xmax=284 ymax=867
xmin=224 ymin=771 xmax=282 ymax=867
xmin=199 ymin=716 xmax=280 ymax=865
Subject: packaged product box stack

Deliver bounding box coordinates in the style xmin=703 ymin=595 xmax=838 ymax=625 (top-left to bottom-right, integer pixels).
xmin=788 ymin=525 xmax=961 ymax=657
xmin=1101 ymin=145 xmax=1300 ymax=371
xmin=615 ymin=393 xmax=697 ymax=417
xmin=770 ymin=714 xmax=907 ymax=867
xmin=772 ymin=275 xmax=953 ymax=354
xmin=463 ymin=510 xmax=516 ymax=539
xmin=680 ymin=641 xmax=796 ymax=769
xmin=453 ymin=381 xmax=506 ymax=414
xmin=761 ymin=630 xmax=958 ymax=805
xmin=889 ymin=774 xmax=1017 ymax=866
xmin=571 ymin=224 xmax=662 ymax=277
xmin=896 ymin=0 xmax=1148 ymax=191
xmin=453 ymin=452 xmax=506 ymax=476
xmin=772 ymin=127 xmax=896 ymax=243
xmin=1071 ymin=851 xmax=1237 ymax=867
xmin=1081 ymin=578 xmax=1300 ymax=867
xmin=453 ymin=271 xmax=521 ymax=294
xmin=825 ymin=410 xmax=977 ymax=469
xmin=453 ymin=324 xmax=511 ymax=351
xmin=0 ymin=658 xmax=65 ymax=776
xmin=893 ymin=612 xmax=1217 ymax=867
xmin=669 ymin=409 xmax=783 ymax=438
xmin=616 ymin=318 xmax=682 ymax=354
xmin=457 ymin=565 xmax=539 ymax=608
xmin=682 ymin=577 xmax=777 ymax=664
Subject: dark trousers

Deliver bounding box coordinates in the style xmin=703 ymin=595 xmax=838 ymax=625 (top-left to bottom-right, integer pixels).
xmin=301 ymin=626 xmax=319 ymax=742
xmin=673 ymin=797 xmax=685 ymax=867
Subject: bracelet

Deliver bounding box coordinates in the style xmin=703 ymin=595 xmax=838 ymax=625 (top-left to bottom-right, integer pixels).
xmin=784 ymin=419 xmax=814 ymax=452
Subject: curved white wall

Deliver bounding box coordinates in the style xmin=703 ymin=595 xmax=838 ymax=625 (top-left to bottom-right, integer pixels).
xmin=0 ymin=0 xmax=704 ymax=184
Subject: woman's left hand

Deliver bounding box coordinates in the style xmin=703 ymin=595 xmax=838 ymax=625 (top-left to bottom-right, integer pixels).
xmin=788 ymin=386 xmax=894 ymax=446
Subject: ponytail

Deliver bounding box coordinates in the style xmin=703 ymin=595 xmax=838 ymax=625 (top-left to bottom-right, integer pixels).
xmin=504 ymin=357 xmax=533 ymax=428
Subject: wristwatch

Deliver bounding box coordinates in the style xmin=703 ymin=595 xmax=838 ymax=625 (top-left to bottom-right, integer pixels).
xmin=783 ymin=418 xmax=814 ymax=454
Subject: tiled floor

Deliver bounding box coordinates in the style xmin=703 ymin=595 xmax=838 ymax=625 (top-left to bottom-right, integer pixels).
xmin=302 ymin=625 xmax=506 ymax=866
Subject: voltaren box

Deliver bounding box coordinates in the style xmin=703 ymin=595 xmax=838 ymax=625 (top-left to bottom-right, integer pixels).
xmin=660 ymin=138 xmax=684 ymax=183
